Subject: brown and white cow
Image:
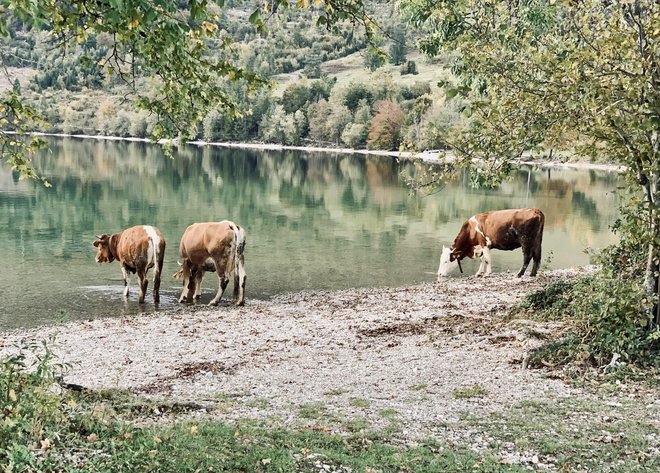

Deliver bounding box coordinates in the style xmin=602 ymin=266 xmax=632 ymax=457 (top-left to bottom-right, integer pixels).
xmin=174 ymin=220 xmax=246 ymax=306
xmin=437 ymin=208 xmax=545 ymax=278
xmin=93 ymin=225 xmax=166 ymax=303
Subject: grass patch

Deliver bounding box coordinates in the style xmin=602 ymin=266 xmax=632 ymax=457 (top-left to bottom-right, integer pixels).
xmin=378 ymin=408 xmax=399 ymax=420
xmin=297 ymin=402 xmax=329 ymax=420
xmin=245 ymin=397 xmax=271 ymax=410
xmin=453 ymin=385 xmax=487 ymax=399
xmin=349 ymin=398 xmax=370 ymax=408
xmin=342 ymin=416 xmax=371 ymax=433
xmin=409 ymin=383 xmax=428 ymax=392
xmin=464 ymin=397 xmax=660 ymax=472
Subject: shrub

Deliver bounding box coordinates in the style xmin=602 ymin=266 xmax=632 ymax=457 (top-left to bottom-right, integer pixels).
xmin=1 ymin=339 xmax=67 ymax=471
xmin=521 ymin=272 xmax=659 ymax=367
xmin=400 ymin=60 xmax=418 ymax=75
xmin=366 ymin=100 xmax=404 ymax=150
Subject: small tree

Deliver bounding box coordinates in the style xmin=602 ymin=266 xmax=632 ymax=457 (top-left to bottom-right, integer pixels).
xmin=342 ymin=82 xmax=373 ymax=112
xmin=364 ymin=47 xmax=385 ymax=71
xmin=400 ymin=60 xmax=418 ymax=75
xmin=388 ymin=28 xmax=406 ymax=66
xmin=367 ymin=100 xmax=404 ymax=150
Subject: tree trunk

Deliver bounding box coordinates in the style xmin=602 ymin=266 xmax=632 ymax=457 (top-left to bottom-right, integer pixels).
xmin=645 ymin=171 xmax=660 ymax=325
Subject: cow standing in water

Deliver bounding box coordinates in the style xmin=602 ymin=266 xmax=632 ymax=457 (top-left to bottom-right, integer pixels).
xmin=437 ymin=208 xmax=545 ymax=278
xmin=174 ymin=220 xmax=246 ymax=306
xmin=93 ymin=225 xmax=166 ymax=303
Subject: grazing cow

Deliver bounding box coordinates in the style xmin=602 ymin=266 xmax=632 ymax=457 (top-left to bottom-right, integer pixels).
xmin=437 ymin=208 xmax=545 ymax=278
xmin=174 ymin=220 xmax=246 ymax=306
xmin=93 ymin=225 xmax=166 ymax=303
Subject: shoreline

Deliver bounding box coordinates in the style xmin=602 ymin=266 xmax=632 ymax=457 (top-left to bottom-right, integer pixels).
xmin=31 ymin=131 xmax=625 ymax=173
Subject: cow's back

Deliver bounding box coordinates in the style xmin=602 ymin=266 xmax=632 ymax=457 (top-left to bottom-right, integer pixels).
xmin=179 ymin=222 xmax=235 ymax=264
xmin=116 ymin=226 xmax=149 ymax=265
xmin=117 ymin=225 xmax=164 ymax=267
xmin=480 ymin=208 xmax=544 ymax=250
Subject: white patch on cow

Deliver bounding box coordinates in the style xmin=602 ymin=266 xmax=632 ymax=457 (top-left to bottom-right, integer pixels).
xmin=482 ymin=246 xmax=492 ymax=276
xmin=475 ymin=246 xmax=493 ymax=277
xmin=121 ymin=265 xmax=131 ymax=297
xmin=470 ymin=216 xmax=486 ymax=239
xmin=143 ymin=225 xmax=160 ymax=268
xmin=437 ymin=246 xmax=459 ymax=278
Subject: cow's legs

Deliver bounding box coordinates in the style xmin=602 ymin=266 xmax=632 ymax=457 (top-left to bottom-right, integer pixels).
xmin=193 ymin=270 xmax=204 ymax=300
xmin=475 ymin=258 xmax=486 ymax=277
xmin=482 ymin=247 xmax=492 ymax=276
xmin=517 ymin=248 xmax=533 ymax=277
xmin=121 ymin=265 xmax=131 ymax=298
xmin=530 ymin=245 xmax=542 ymax=276
xmin=234 ymin=252 xmax=246 ymax=306
xmin=209 ymin=259 xmax=229 ymax=306
xmin=137 ymin=267 xmax=148 ymax=304
xmin=178 ymin=264 xmax=196 ymax=303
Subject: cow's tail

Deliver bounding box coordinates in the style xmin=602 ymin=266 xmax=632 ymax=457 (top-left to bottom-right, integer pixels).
xmin=173 ymin=260 xmax=184 ymax=279
xmin=229 ymin=222 xmax=246 ymax=272
xmin=234 ymin=224 xmax=246 ymax=258
xmin=153 ymin=239 xmax=164 ymax=276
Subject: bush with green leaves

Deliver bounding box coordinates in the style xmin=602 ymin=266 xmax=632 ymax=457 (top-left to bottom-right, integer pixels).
xmin=521 ymin=262 xmax=660 ymax=368
xmin=1 ymin=339 xmax=65 ymax=471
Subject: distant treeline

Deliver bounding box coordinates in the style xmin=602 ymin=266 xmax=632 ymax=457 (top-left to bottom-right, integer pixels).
xmin=1 ymin=0 xmax=467 ymax=151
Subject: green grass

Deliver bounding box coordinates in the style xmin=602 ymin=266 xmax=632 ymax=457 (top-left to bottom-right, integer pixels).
xmin=349 ymin=398 xmax=371 ymax=408
xmin=453 ymin=385 xmax=488 ymax=399
xmin=272 ymin=50 xmax=449 ymax=96
xmin=466 ymin=398 xmax=660 ymax=472
xmin=297 ymin=402 xmax=330 ymax=420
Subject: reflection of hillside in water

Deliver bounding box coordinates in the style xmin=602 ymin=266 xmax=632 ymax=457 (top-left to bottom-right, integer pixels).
xmin=2 ymin=139 xmax=620 ymax=253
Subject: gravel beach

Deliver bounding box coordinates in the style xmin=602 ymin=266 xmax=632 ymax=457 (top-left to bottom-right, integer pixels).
xmin=1 ymin=269 xmax=588 ymax=441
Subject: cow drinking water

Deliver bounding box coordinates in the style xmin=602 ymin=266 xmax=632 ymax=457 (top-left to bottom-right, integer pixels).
xmin=174 ymin=220 xmax=246 ymax=306
xmin=437 ymin=208 xmax=545 ymax=278
xmin=92 ymin=225 xmax=166 ymax=303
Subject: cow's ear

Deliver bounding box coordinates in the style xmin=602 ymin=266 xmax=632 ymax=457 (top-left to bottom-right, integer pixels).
xmin=93 ymin=240 xmax=101 ymax=247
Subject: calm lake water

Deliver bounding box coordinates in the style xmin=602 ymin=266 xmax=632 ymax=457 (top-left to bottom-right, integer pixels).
xmin=0 ymin=137 xmax=620 ymax=330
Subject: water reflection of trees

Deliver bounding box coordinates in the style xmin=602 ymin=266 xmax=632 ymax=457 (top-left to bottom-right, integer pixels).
xmin=1 ymin=139 xmax=621 ymax=263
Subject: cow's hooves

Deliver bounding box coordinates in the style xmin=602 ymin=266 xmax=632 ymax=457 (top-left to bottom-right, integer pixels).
xmin=235 ymin=301 xmax=245 ymax=307
xmin=208 ymin=301 xmax=219 ymax=306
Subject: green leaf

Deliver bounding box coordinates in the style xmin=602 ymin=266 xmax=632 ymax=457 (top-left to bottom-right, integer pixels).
xmin=248 ymin=9 xmax=261 ymax=24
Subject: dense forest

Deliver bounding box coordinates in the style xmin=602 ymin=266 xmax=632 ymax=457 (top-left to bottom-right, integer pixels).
xmin=0 ymin=0 xmax=465 ymax=152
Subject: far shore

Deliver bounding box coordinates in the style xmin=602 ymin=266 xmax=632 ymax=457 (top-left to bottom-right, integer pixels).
xmin=31 ymin=131 xmax=625 ymax=173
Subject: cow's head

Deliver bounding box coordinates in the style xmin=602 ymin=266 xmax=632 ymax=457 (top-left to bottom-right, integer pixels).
xmin=437 ymin=246 xmax=462 ymax=278
xmin=92 ymin=234 xmax=115 ymax=263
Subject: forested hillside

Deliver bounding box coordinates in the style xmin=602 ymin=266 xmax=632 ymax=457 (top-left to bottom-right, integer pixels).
xmin=0 ymin=0 xmax=463 ymax=151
